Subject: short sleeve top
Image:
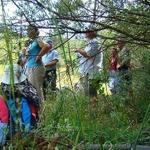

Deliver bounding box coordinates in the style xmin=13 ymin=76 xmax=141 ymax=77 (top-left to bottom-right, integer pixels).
xmin=27 ymin=38 xmax=43 ymax=68
xmin=42 ymin=49 xmax=59 ymax=70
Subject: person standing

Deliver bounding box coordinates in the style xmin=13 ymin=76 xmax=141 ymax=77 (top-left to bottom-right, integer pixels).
xmin=108 ymin=47 xmax=118 ymax=94
xmin=1 ymin=64 xmax=41 ymax=132
xmin=75 ymin=29 xmax=103 ymax=105
xmin=116 ymin=39 xmax=131 ymax=94
xmin=42 ymin=40 xmax=59 ymax=96
xmin=26 ymin=25 xmax=51 ymax=102
xmin=18 ymin=39 xmax=31 ymax=75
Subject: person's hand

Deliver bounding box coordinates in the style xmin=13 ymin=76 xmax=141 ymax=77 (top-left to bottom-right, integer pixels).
xmin=117 ymin=64 xmax=121 ymax=69
xmin=74 ymin=49 xmax=78 ymax=53
xmin=75 ymin=49 xmax=82 ymax=53
xmin=22 ymin=48 xmax=26 ymax=55
xmin=35 ymin=55 xmax=42 ymax=63
xmin=111 ymin=58 xmax=115 ymax=63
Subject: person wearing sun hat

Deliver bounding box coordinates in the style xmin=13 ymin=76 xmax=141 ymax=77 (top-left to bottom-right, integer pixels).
xmin=1 ymin=64 xmax=41 ymax=131
xmin=1 ymin=63 xmax=27 ymax=85
xmin=1 ymin=63 xmax=40 ymax=108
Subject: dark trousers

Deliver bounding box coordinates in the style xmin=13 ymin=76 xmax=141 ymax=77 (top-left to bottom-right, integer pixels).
xmin=80 ymin=75 xmax=98 ymax=98
xmin=118 ymin=67 xmax=132 ymax=94
xmin=43 ymin=70 xmax=57 ymax=96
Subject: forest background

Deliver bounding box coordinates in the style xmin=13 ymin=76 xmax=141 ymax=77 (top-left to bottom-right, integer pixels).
xmin=0 ymin=0 xmax=150 ymax=149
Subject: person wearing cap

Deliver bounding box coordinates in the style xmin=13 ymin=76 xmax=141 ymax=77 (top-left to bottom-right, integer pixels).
xmin=26 ymin=25 xmax=51 ymax=102
xmin=75 ymin=29 xmax=103 ymax=106
xmin=42 ymin=39 xmax=59 ymax=96
xmin=1 ymin=64 xmax=41 ymax=129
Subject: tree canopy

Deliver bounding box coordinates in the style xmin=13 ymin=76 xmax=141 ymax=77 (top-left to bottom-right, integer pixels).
xmin=0 ymin=0 xmax=150 ymax=45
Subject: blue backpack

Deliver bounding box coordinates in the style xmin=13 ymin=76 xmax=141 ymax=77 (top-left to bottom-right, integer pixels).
xmin=7 ymin=96 xmax=31 ymax=134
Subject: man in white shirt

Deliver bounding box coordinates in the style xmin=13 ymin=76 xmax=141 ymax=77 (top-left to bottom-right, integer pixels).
xmin=76 ymin=29 xmax=103 ymax=105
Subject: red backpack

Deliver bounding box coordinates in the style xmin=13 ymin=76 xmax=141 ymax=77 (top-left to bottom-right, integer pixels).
xmin=0 ymin=96 xmax=9 ymax=123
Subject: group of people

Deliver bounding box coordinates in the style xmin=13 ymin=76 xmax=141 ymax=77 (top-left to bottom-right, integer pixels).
xmin=76 ymin=29 xmax=131 ymax=105
xmin=108 ymin=40 xmax=131 ymax=95
xmin=0 ymin=25 xmax=59 ymax=145
xmin=0 ymin=25 xmax=131 ymax=145
xmin=18 ymin=25 xmax=59 ymax=101
xmin=75 ymin=29 xmax=103 ymax=105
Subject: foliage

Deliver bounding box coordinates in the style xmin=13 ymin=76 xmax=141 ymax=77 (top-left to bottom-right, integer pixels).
xmin=30 ymin=90 xmax=142 ymax=148
xmin=56 ymin=0 xmax=83 ymax=15
xmin=0 ymin=0 xmax=150 ymax=149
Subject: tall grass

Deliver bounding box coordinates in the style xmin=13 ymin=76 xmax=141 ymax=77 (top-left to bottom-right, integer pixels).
xmin=1 ymin=1 xmax=150 ymax=149
xmin=1 ymin=0 xmax=22 ymax=141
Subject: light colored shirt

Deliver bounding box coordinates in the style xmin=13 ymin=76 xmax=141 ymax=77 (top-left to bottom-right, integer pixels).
xmin=42 ymin=49 xmax=59 ymax=70
xmin=77 ymin=53 xmax=87 ymax=76
xmin=18 ymin=49 xmax=28 ymax=75
xmin=78 ymin=38 xmax=103 ymax=79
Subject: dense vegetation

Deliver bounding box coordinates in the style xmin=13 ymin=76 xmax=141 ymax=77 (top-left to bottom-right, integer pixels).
xmin=0 ymin=0 xmax=150 ymax=149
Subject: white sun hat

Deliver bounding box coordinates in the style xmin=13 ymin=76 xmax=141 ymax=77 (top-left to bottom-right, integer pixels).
xmin=1 ymin=64 xmax=27 ymax=84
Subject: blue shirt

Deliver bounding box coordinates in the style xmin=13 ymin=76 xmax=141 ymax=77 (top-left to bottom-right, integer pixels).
xmin=27 ymin=39 xmax=43 ymax=68
xmin=42 ymin=49 xmax=59 ymax=70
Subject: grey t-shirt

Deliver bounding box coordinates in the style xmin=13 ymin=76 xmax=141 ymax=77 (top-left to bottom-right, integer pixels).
xmin=78 ymin=38 xmax=103 ymax=79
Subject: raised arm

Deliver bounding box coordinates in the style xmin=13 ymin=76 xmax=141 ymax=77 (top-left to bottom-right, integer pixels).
xmin=36 ymin=40 xmax=52 ymax=62
xmin=76 ymin=49 xmax=91 ymax=58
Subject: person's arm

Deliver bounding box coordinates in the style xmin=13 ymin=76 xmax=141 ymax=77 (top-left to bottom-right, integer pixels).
xmin=120 ymin=55 xmax=130 ymax=67
xmin=36 ymin=40 xmax=52 ymax=62
xmin=80 ymin=40 xmax=100 ymax=59
xmin=18 ymin=49 xmax=27 ymax=66
xmin=45 ymin=59 xmax=58 ymax=68
xmin=76 ymin=49 xmax=91 ymax=58
xmin=76 ymin=40 xmax=100 ymax=59
xmin=111 ymin=53 xmax=117 ymax=64
xmin=45 ymin=50 xmax=59 ymax=68
xmin=118 ymin=48 xmax=130 ymax=68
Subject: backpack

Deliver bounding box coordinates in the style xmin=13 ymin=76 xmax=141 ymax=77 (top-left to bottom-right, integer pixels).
xmin=7 ymin=96 xmax=32 ymax=133
xmin=0 ymin=96 xmax=9 ymax=145
xmin=0 ymin=96 xmax=9 ymax=124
